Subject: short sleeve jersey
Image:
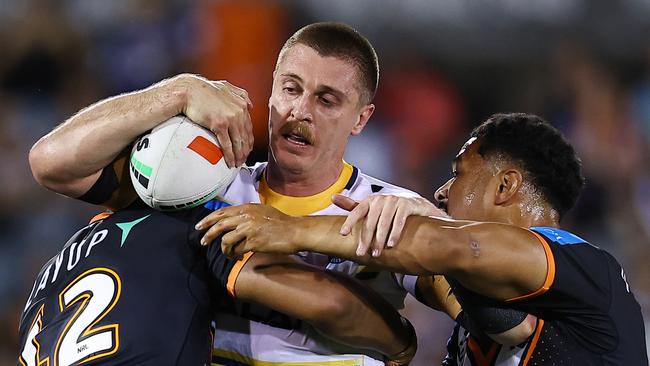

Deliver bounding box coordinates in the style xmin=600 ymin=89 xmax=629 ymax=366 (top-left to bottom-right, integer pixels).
xmin=211 ymin=162 xmax=421 ymax=365
xmin=17 ymin=199 xmax=240 ymax=366
xmin=444 ymin=227 xmax=648 ymax=366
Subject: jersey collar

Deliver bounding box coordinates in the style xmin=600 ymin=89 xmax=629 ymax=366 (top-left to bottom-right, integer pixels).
xmin=259 ymin=161 xmax=354 ymax=216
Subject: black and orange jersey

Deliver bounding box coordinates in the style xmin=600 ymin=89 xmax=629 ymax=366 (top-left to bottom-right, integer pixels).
xmin=17 ymin=199 xmax=246 ymax=366
xmin=443 ymin=226 xmax=648 ymax=366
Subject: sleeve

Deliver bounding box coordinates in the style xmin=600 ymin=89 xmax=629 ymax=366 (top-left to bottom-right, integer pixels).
xmin=206 ymin=244 xmax=254 ymax=298
xmin=506 ymin=228 xmax=611 ymax=311
xmin=77 ymin=165 xmax=119 ymax=204
xmin=186 ymin=203 xmax=255 ymax=298
xmin=504 ymin=228 xmax=617 ymax=352
xmin=449 ymin=281 xmax=528 ymax=335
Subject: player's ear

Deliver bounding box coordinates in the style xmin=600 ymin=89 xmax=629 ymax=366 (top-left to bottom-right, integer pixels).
xmin=494 ymin=169 xmax=523 ymax=205
xmin=351 ymin=103 xmax=374 ymax=136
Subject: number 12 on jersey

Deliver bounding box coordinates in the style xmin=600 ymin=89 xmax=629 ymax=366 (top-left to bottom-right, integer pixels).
xmin=19 ymin=268 xmax=122 ymax=366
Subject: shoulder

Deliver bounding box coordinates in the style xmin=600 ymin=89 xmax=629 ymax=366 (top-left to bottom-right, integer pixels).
xmin=346 ymin=167 xmax=420 ymax=200
xmin=529 ymin=227 xmax=590 ymax=247
xmin=528 ymin=226 xmax=606 ymax=264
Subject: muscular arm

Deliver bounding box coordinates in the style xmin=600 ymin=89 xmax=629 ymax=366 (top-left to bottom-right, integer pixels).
xmin=233 ymin=253 xmax=416 ymax=361
xmin=29 ymin=77 xmax=186 ymax=199
xmin=29 ymin=74 xmax=252 ymax=207
xmin=291 ymin=215 xmax=548 ymax=302
xmin=203 ymin=206 xmax=548 ymax=302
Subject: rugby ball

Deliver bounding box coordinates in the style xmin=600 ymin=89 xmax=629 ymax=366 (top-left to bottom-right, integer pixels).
xmin=129 ymin=115 xmax=239 ymax=211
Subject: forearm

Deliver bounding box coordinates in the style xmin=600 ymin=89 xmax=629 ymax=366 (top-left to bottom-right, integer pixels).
xmin=234 ymin=253 xmax=413 ymax=356
xmin=29 ymin=76 xmax=186 ymax=195
xmin=294 ymin=215 xmax=457 ymax=276
xmin=293 ymin=215 xmax=548 ymax=301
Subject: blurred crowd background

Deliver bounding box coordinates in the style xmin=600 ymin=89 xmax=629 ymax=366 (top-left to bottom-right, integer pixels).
xmin=1 ymin=0 xmax=649 ymax=364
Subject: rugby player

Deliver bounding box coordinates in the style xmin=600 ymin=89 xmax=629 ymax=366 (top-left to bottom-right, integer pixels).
xmin=18 ymin=193 xmax=416 ymax=365
xmin=202 ymin=113 xmax=648 ymax=365
xmin=29 ymin=22 xmax=431 ymax=364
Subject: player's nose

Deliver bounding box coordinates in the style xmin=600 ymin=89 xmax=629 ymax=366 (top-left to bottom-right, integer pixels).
xmin=290 ymin=94 xmax=314 ymax=122
xmin=434 ymin=179 xmax=451 ymax=211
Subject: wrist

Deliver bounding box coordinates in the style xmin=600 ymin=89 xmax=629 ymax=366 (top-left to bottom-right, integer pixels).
xmin=155 ymin=74 xmax=192 ymax=116
xmin=286 ymin=216 xmax=309 ymax=253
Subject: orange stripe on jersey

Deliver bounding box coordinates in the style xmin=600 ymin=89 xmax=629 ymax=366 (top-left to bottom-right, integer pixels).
xmin=506 ymin=230 xmax=555 ymax=303
xmin=522 ymin=318 xmax=544 ymax=365
xmin=187 ymin=136 xmax=223 ymax=165
xmin=467 ymin=337 xmax=500 ymax=366
xmin=226 ymin=252 xmax=255 ymax=297
xmin=89 ymin=212 xmax=112 ymax=224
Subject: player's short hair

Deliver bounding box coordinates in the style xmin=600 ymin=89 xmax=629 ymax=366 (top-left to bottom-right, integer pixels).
xmin=471 ymin=113 xmax=585 ymax=218
xmin=277 ymin=22 xmax=379 ymax=104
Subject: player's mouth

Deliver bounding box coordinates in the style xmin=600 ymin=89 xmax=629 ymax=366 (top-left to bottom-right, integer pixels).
xmin=283 ymin=132 xmax=312 ymax=146
xmin=279 ymin=121 xmax=315 ymax=147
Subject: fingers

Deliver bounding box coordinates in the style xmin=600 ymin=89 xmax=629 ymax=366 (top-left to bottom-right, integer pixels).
xmin=360 ymin=201 xmax=382 ymax=257
xmin=332 ymin=194 xmax=359 ymax=213
xmin=218 ymin=81 xmax=254 ymax=166
xmin=220 ymin=228 xmax=247 ymax=257
xmin=344 ymin=195 xmax=437 ymax=257
xmin=387 ymin=204 xmax=409 ymax=248
xmin=195 ymin=206 xmax=236 ymax=230
xmin=340 ymin=198 xmax=368 ymax=237
xmin=214 ymin=128 xmax=236 ymax=168
xmin=187 ymin=79 xmax=253 ymax=168
xmin=228 ymin=118 xmax=249 ymax=167
xmin=200 ymin=215 xmax=246 ymax=246
xmin=372 ymin=197 xmax=399 ymax=256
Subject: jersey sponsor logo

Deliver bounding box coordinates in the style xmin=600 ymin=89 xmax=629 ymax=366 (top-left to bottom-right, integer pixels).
xmin=115 ymin=215 xmax=150 ymax=247
xmin=530 ymin=227 xmax=586 ymax=246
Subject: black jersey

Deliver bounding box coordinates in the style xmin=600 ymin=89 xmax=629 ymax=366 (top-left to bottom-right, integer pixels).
xmin=17 ymin=199 xmax=242 ymax=366
xmin=444 ymin=226 xmax=648 ymax=366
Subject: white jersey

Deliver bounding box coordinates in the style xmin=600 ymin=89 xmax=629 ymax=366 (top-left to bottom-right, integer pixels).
xmin=212 ymin=162 xmax=419 ymax=366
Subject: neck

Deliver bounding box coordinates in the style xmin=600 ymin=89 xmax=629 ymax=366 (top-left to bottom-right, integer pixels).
xmin=265 ymin=157 xmax=344 ymax=196
xmin=505 ymin=203 xmax=560 ymax=228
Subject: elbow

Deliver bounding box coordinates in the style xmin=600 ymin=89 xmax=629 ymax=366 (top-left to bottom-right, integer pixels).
xmin=488 ymin=314 xmax=537 ymax=346
xmin=308 ymin=286 xmax=358 ymax=334
xmin=29 ymin=140 xmax=76 ymax=195
xmin=29 ymin=141 xmax=54 ymax=187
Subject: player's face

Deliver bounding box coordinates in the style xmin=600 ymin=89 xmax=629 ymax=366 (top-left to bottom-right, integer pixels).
xmin=434 ymin=138 xmax=500 ymax=221
xmin=268 ymin=44 xmax=374 ymax=176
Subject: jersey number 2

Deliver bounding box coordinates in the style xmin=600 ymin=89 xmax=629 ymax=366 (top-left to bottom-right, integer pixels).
xmin=19 ymin=268 xmax=121 ymax=366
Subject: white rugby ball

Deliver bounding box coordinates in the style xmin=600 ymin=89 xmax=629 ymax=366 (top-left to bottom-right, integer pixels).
xmin=129 ymin=115 xmax=239 ymax=211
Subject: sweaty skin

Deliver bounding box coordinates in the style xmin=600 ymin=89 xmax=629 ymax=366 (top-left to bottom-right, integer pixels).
xmin=197 ymin=203 xmax=549 ymax=302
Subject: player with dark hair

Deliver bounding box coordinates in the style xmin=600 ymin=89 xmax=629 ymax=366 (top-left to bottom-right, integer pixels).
xmin=467 ymin=113 xmax=584 ymax=217
xmin=17 ymin=195 xmax=416 ymax=365
xmin=202 ymin=113 xmax=648 ymax=365
xmin=28 ymin=22 xmax=430 ymax=364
